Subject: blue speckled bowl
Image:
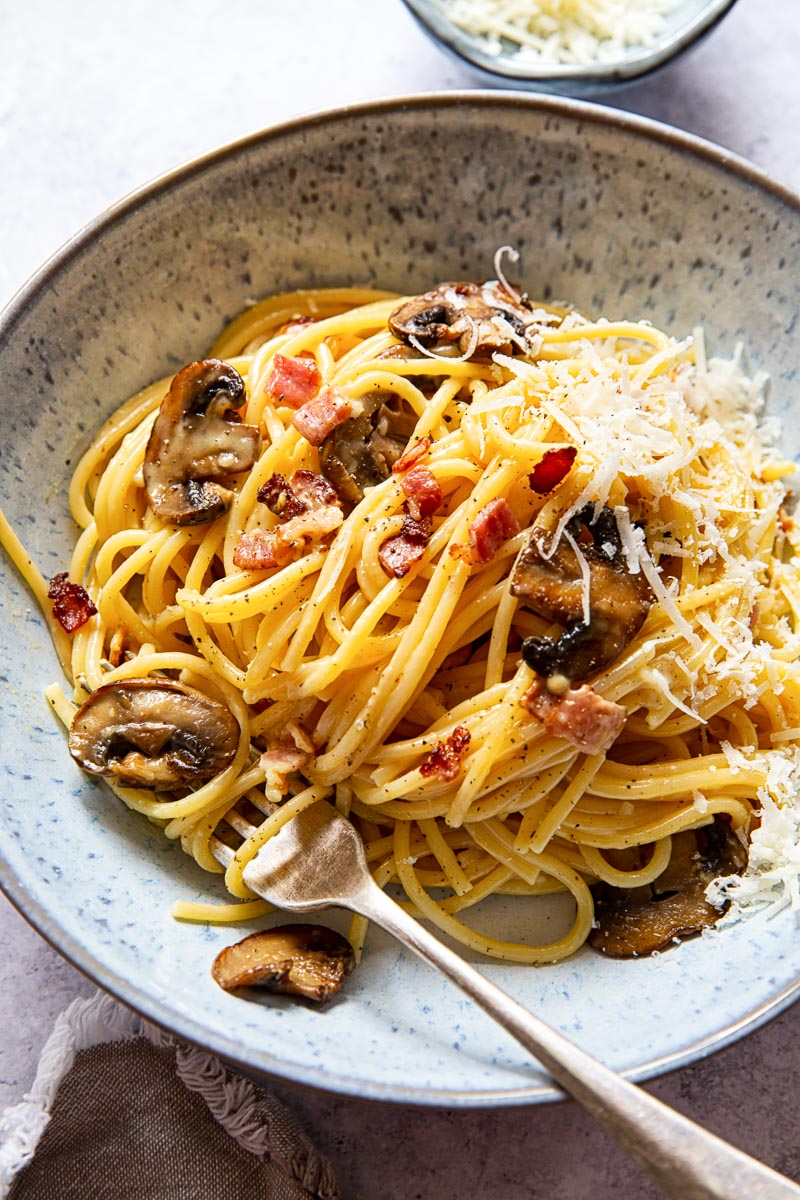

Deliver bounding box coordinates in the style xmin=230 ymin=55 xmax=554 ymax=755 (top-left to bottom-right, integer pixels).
xmin=402 ymin=0 xmax=740 ymax=96
xmin=1 ymin=94 xmax=799 ymax=1105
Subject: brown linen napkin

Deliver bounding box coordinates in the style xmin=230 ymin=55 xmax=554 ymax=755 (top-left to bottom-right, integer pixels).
xmin=1 ymin=993 xmax=339 ymax=1200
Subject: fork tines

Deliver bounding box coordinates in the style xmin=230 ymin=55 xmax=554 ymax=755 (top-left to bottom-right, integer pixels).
xmin=209 ymin=793 xmax=276 ymax=869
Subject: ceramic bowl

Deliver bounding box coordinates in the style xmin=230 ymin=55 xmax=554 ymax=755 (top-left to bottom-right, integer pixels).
xmin=1 ymin=93 xmax=799 ymax=1105
xmin=402 ymin=0 xmax=740 ymax=95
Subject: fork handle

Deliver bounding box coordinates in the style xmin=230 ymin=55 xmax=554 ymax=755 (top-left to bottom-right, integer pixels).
xmin=351 ymin=878 xmax=800 ymax=1200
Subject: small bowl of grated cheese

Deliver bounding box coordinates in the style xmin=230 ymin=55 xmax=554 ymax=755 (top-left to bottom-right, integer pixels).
xmin=402 ymin=0 xmax=739 ymax=94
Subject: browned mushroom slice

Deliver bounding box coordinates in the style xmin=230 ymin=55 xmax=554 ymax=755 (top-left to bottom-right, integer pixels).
xmin=389 ymin=281 xmax=539 ymax=359
xmin=319 ymin=389 xmax=417 ymax=510
xmin=144 ymin=358 xmax=261 ymax=526
xmin=589 ymin=818 xmax=748 ymax=958
xmin=512 ymin=505 xmax=652 ymax=683
xmin=212 ymin=924 xmax=355 ymax=1002
xmin=68 ymin=678 xmax=240 ymax=790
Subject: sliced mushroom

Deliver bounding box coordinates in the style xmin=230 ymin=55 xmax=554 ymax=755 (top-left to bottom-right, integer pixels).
xmin=588 ymin=817 xmax=747 ymax=958
xmin=511 ymin=505 xmax=652 ymax=683
xmin=212 ymin=924 xmax=355 ymax=1002
xmin=389 ymin=281 xmax=540 ymax=360
xmin=319 ymin=389 xmax=417 ymax=510
xmin=144 ymin=358 xmax=261 ymax=526
xmin=68 ymin=678 xmax=240 ymax=790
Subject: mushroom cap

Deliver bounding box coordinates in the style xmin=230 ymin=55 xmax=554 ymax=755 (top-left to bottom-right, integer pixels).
xmin=389 ymin=281 xmax=539 ymax=359
xmin=212 ymin=924 xmax=355 ymax=1002
xmin=513 ymin=505 xmax=652 ymax=682
xmin=68 ymin=677 xmax=240 ymax=790
xmin=144 ymin=358 xmax=261 ymax=526
xmin=588 ymin=818 xmax=747 ymax=958
xmin=319 ymin=390 xmax=416 ymax=510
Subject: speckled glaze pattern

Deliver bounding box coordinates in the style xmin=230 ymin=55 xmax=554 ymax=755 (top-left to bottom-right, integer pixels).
xmin=402 ymin=0 xmax=740 ymax=95
xmin=1 ymin=94 xmax=799 ymax=1106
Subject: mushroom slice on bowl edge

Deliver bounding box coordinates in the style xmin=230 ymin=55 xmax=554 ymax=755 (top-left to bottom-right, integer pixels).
xmin=144 ymin=358 xmax=261 ymax=525
xmin=68 ymin=679 xmax=240 ymax=790
xmin=212 ymin=925 xmax=355 ymax=1002
xmin=589 ymin=818 xmax=748 ymax=958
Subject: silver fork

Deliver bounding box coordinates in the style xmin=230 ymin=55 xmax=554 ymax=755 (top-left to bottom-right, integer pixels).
xmin=212 ymin=799 xmax=800 ymax=1200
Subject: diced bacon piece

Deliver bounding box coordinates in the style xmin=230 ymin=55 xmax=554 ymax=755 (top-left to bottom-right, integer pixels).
xmin=520 ymin=681 xmax=626 ymax=755
xmin=291 ymin=387 xmax=352 ymax=446
xmin=257 ymin=469 xmax=339 ymax=520
xmin=257 ymin=473 xmax=304 ymax=519
xmin=468 ymin=498 xmax=520 ymax=564
xmin=233 ymin=530 xmax=285 ymax=570
xmin=278 ymin=505 xmax=343 ymax=547
xmin=519 ymin=680 xmax=560 ymax=723
xmin=47 ymin=572 xmax=97 ymax=633
xmin=251 ymin=698 xmax=274 ymax=715
xmin=260 ymin=725 xmax=316 ymax=793
xmin=291 ymin=469 xmax=339 ymax=510
xmin=400 ymin=464 xmax=442 ymax=520
xmin=259 ymin=746 xmax=312 ymax=792
xmin=419 ymin=725 xmax=471 ymax=781
xmin=392 ymin=437 xmax=431 ymax=475
xmin=235 ymin=486 xmax=342 ymax=569
xmin=265 ymin=353 xmax=321 ymax=409
xmin=379 ymin=516 xmax=432 ymax=578
xmin=528 ymin=446 xmax=577 ymax=494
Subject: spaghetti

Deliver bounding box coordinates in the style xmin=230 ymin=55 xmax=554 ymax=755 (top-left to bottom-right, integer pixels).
xmin=3 ymin=278 xmax=800 ymax=965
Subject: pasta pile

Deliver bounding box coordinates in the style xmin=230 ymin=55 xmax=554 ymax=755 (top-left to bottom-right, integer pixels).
xmin=3 ymin=281 xmax=800 ymax=965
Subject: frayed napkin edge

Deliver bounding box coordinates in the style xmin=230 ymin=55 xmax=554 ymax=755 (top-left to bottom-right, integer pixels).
xmin=0 ymin=991 xmax=338 ymax=1200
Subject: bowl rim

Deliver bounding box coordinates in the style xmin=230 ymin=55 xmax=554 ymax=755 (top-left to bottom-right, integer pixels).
xmin=400 ymin=0 xmax=740 ymax=87
xmin=2 ymin=90 xmax=800 ymax=1107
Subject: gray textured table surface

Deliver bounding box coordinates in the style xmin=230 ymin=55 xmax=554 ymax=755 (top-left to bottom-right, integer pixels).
xmin=1 ymin=1 xmax=799 ymax=1197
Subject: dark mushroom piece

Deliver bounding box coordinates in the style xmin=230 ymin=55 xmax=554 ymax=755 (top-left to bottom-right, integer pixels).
xmin=68 ymin=678 xmax=240 ymax=790
xmin=389 ymin=281 xmax=540 ymax=360
xmin=212 ymin=924 xmax=355 ymax=1002
xmin=319 ymin=389 xmax=417 ymax=511
xmin=144 ymin=358 xmax=261 ymax=526
xmin=511 ymin=505 xmax=652 ymax=684
xmin=588 ymin=817 xmax=748 ymax=958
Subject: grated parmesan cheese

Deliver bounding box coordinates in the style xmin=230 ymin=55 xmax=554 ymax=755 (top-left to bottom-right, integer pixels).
xmin=563 ymin=527 xmax=592 ymax=624
xmin=491 ymin=306 xmax=800 ymax=925
xmin=440 ymin=0 xmax=681 ymax=66
xmin=692 ymin=791 xmax=709 ymax=814
xmin=708 ymin=746 xmax=800 ymax=916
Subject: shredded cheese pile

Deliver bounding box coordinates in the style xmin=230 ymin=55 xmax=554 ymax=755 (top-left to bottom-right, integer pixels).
xmin=709 ymin=744 xmax=800 ymax=916
xmin=441 ymin=0 xmax=681 ymax=64
xmin=497 ymin=310 xmax=800 ymax=920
